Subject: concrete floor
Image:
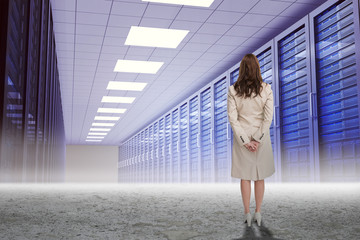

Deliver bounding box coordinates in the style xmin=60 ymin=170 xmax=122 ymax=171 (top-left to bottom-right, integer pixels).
xmin=0 ymin=183 xmax=359 ymax=240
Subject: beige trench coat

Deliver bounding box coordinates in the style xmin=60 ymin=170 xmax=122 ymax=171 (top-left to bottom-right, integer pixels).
xmin=227 ymin=82 xmax=275 ymax=180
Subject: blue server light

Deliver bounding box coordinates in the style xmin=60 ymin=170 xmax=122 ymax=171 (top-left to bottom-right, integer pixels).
xmin=159 ymin=118 xmax=165 ymax=182
xmin=314 ymin=0 xmax=359 ymax=181
xmin=179 ymin=103 xmax=188 ymax=182
xmin=278 ymin=24 xmax=311 ymax=181
xmin=165 ymin=114 xmax=171 ymax=182
xmin=214 ymin=78 xmax=228 ymax=182
xmin=189 ymin=96 xmax=199 ymax=182
xmin=200 ymin=87 xmax=212 ymax=182
xmin=153 ymin=122 xmax=159 ymax=183
xmin=172 ymin=109 xmax=179 ymax=182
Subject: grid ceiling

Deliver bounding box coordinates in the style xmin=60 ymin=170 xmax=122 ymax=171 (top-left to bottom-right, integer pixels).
xmin=50 ymin=0 xmax=328 ymax=145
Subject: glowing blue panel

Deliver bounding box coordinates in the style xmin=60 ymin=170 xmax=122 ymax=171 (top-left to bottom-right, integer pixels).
xmin=200 ymin=87 xmax=212 ymax=182
xmin=314 ymin=0 xmax=360 ymax=180
xmin=189 ymin=96 xmax=199 ymax=182
xmin=214 ymin=78 xmax=228 ymax=182
xmin=179 ymin=103 xmax=188 ymax=182
xmin=172 ymin=109 xmax=179 ymax=182
xmin=278 ymin=25 xmax=311 ymax=181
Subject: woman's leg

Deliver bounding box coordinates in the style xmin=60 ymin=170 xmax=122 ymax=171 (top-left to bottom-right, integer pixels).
xmin=254 ymin=180 xmax=264 ymax=212
xmin=241 ymin=179 xmax=251 ymax=214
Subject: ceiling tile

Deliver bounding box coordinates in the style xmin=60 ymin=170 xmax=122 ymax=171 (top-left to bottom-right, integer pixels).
xmin=111 ymin=2 xmax=147 ymax=16
xmin=76 ymin=12 xmax=109 ymax=26
xmin=55 ymin=33 xmax=75 ymax=44
xmin=217 ymin=0 xmax=258 ymax=12
xmin=76 ymin=34 xmax=104 ymax=45
xmin=279 ymin=2 xmax=318 ymax=17
xmin=197 ymin=23 xmax=232 ymax=35
xmin=182 ymin=42 xmax=211 ymax=52
xmin=52 ymin=10 xmax=75 ymax=23
xmin=50 ymin=0 xmax=76 ymax=11
xmin=108 ymin=15 xmax=140 ymax=27
xmin=227 ymin=25 xmax=260 ymax=37
xmin=249 ymin=0 xmax=293 ymax=15
xmin=188 ymin=33 xmax=221 ymax=45
xmin=143 ymin=4 xmax=181 ymax=19
xmin=77 ymin=0 xmax=112 ymax=14
xmin=206 ymin=10 xmax=244 ymax=25
xmin=75 ymin=43 xmax=102 ymax=53
xmin=76 ymin=24 xmax=106 ymax=36
xmin=236 ymin=14 xmax=275 ymax=27
xmin=106 ymin=27 xmax=131 ymax=37
xmin=171 ymin=20 xmax=203 ymax=33
xmin=216 ymin=35 xmax=247 ymax=46
xmin=264 ymin=15 xmax=298 ymax=29
xmin=137 ymin=18 xmax=173 ymax=28
xmin=176 ymin=8 xmax=213 ymax=22
xmin=53 ymin=22 xmax=75 ymax=34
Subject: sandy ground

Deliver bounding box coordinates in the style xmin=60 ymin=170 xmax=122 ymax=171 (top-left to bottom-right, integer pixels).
xmin=0 ymin=183 xmax=359 ymax=240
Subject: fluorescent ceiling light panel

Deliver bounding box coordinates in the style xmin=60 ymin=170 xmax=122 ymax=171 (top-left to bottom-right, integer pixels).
xmin=142 ymin=0 xmax=214 ymax=7
xmin=107 ymin=81 xmax=147 ymax=91
xmin=94 ymin=116 xmax=120 ymax=121
xmin=87 ymin=136 xmax=105 ymax=139
xmin=102 ymin=96 xmax=135 ymax=103
xmin=88 ymin=132 xmax=108 ymax=136
xmin=86 ymin=139 xmax=102 ymax=142
xmin=92 ymin=123 xmax=115 ymax=127
xmin=97 ymin=108 xmax=127 ymax=114
xmin=113 ymin=60 xmax=163 ymax=74
xmin=125 ymin=26 xmax=189 ymax=48
xmin=90 ymin=128 xmax=111 ymax=132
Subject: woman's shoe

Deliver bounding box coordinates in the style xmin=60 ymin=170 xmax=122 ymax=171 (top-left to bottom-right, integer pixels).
xmin=244 ymin=212 xmax=252 ymax=227
xmin=254 ymin=212 xmax=261 ymax=226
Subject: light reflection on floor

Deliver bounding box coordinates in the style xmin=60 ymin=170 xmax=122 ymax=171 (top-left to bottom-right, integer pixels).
xmin=0 ymin=183 xmax=359 ymax=239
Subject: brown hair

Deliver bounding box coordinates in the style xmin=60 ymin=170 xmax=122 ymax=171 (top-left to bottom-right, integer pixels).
xmin=234 ymin=53 xmax=263 ymax=98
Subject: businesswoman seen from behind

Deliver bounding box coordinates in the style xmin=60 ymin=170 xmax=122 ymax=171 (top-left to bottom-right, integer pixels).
xmin=227 ymin=53 xmax=275 ymax=227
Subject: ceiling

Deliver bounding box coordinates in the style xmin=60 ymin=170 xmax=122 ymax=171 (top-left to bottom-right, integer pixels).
xmin=50 ymin=0 xmax=328 ymax=145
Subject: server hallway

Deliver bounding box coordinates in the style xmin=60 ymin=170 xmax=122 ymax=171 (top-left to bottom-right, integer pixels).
xmin=0 ymin=0 xmax=359 ymax=239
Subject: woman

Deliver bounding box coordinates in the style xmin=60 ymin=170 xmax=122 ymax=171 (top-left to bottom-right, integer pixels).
xmin=227 ymin=53 xmax=275 ymax=227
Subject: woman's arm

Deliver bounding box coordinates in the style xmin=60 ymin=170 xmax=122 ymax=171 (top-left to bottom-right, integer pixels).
xmin=227 ymin=88 xmax=250 ymax=145
xmin=252 ymin=84 xmax=274 ymax=144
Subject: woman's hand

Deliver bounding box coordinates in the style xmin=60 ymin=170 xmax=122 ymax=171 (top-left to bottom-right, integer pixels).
xmin=245 ymin=140 xmax=259 ymax=152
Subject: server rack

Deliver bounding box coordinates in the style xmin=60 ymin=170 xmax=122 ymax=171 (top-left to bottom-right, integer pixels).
xmin=214 ymin=77 xmax=229 ymax=182
xmin=179 ymin=103 xmax=189 ymax=182
xmin=189 ymin=96 xmax=200 ymax=182
xmin=200 ymin=87 xmax=212 ymax=182
xmin=171 ymin=109 xmax=179 ymax=182
xmin=158 ymin=118 xmax=165 ymax=182
xmin=253 ymin=41 xmax=280 ymax=182
xmin=153 ymin=122 xmax=159 ymax=183
xmin=310 ymin=0 xmax=360 ymax=181
xmin=164 ymin=114 xmax=171 ymax=182
xmin=275 ymin=17 xmax=316 ymax=182
xmin=149 ymin=125 xmax=153 ymax=182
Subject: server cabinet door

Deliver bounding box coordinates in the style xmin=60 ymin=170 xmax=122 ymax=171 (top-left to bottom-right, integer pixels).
xmin=311 ymin=0 xmax=360 ymax=181
xmin=189 ymin=96 xmax=200 ymax=182
xmin=200 ymin=87 xmax=212 ymax=182
xmin=171 ymin=109 xmax=179 ymax=182
xmin=159 ymin=118 xmax=165 ymax=182
xmin=275 ymin=18 xmax=315 ymax=182
xmin=165 ymin=114 xmax=171 ymax=182
xmin=214 ymin=78 xmax=229 ymax=182
xmin=145 ymin=128 xmax=149 ymax=182
xmin=149 ymin=125 xmax=153 ymax=182
xmin=153 ymin=122 xmax=159 ymax=183
xmin=179 ymin=103 xmax=189 ymax=183
xmin=255 ymin=45 xmax=279 ymax=182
